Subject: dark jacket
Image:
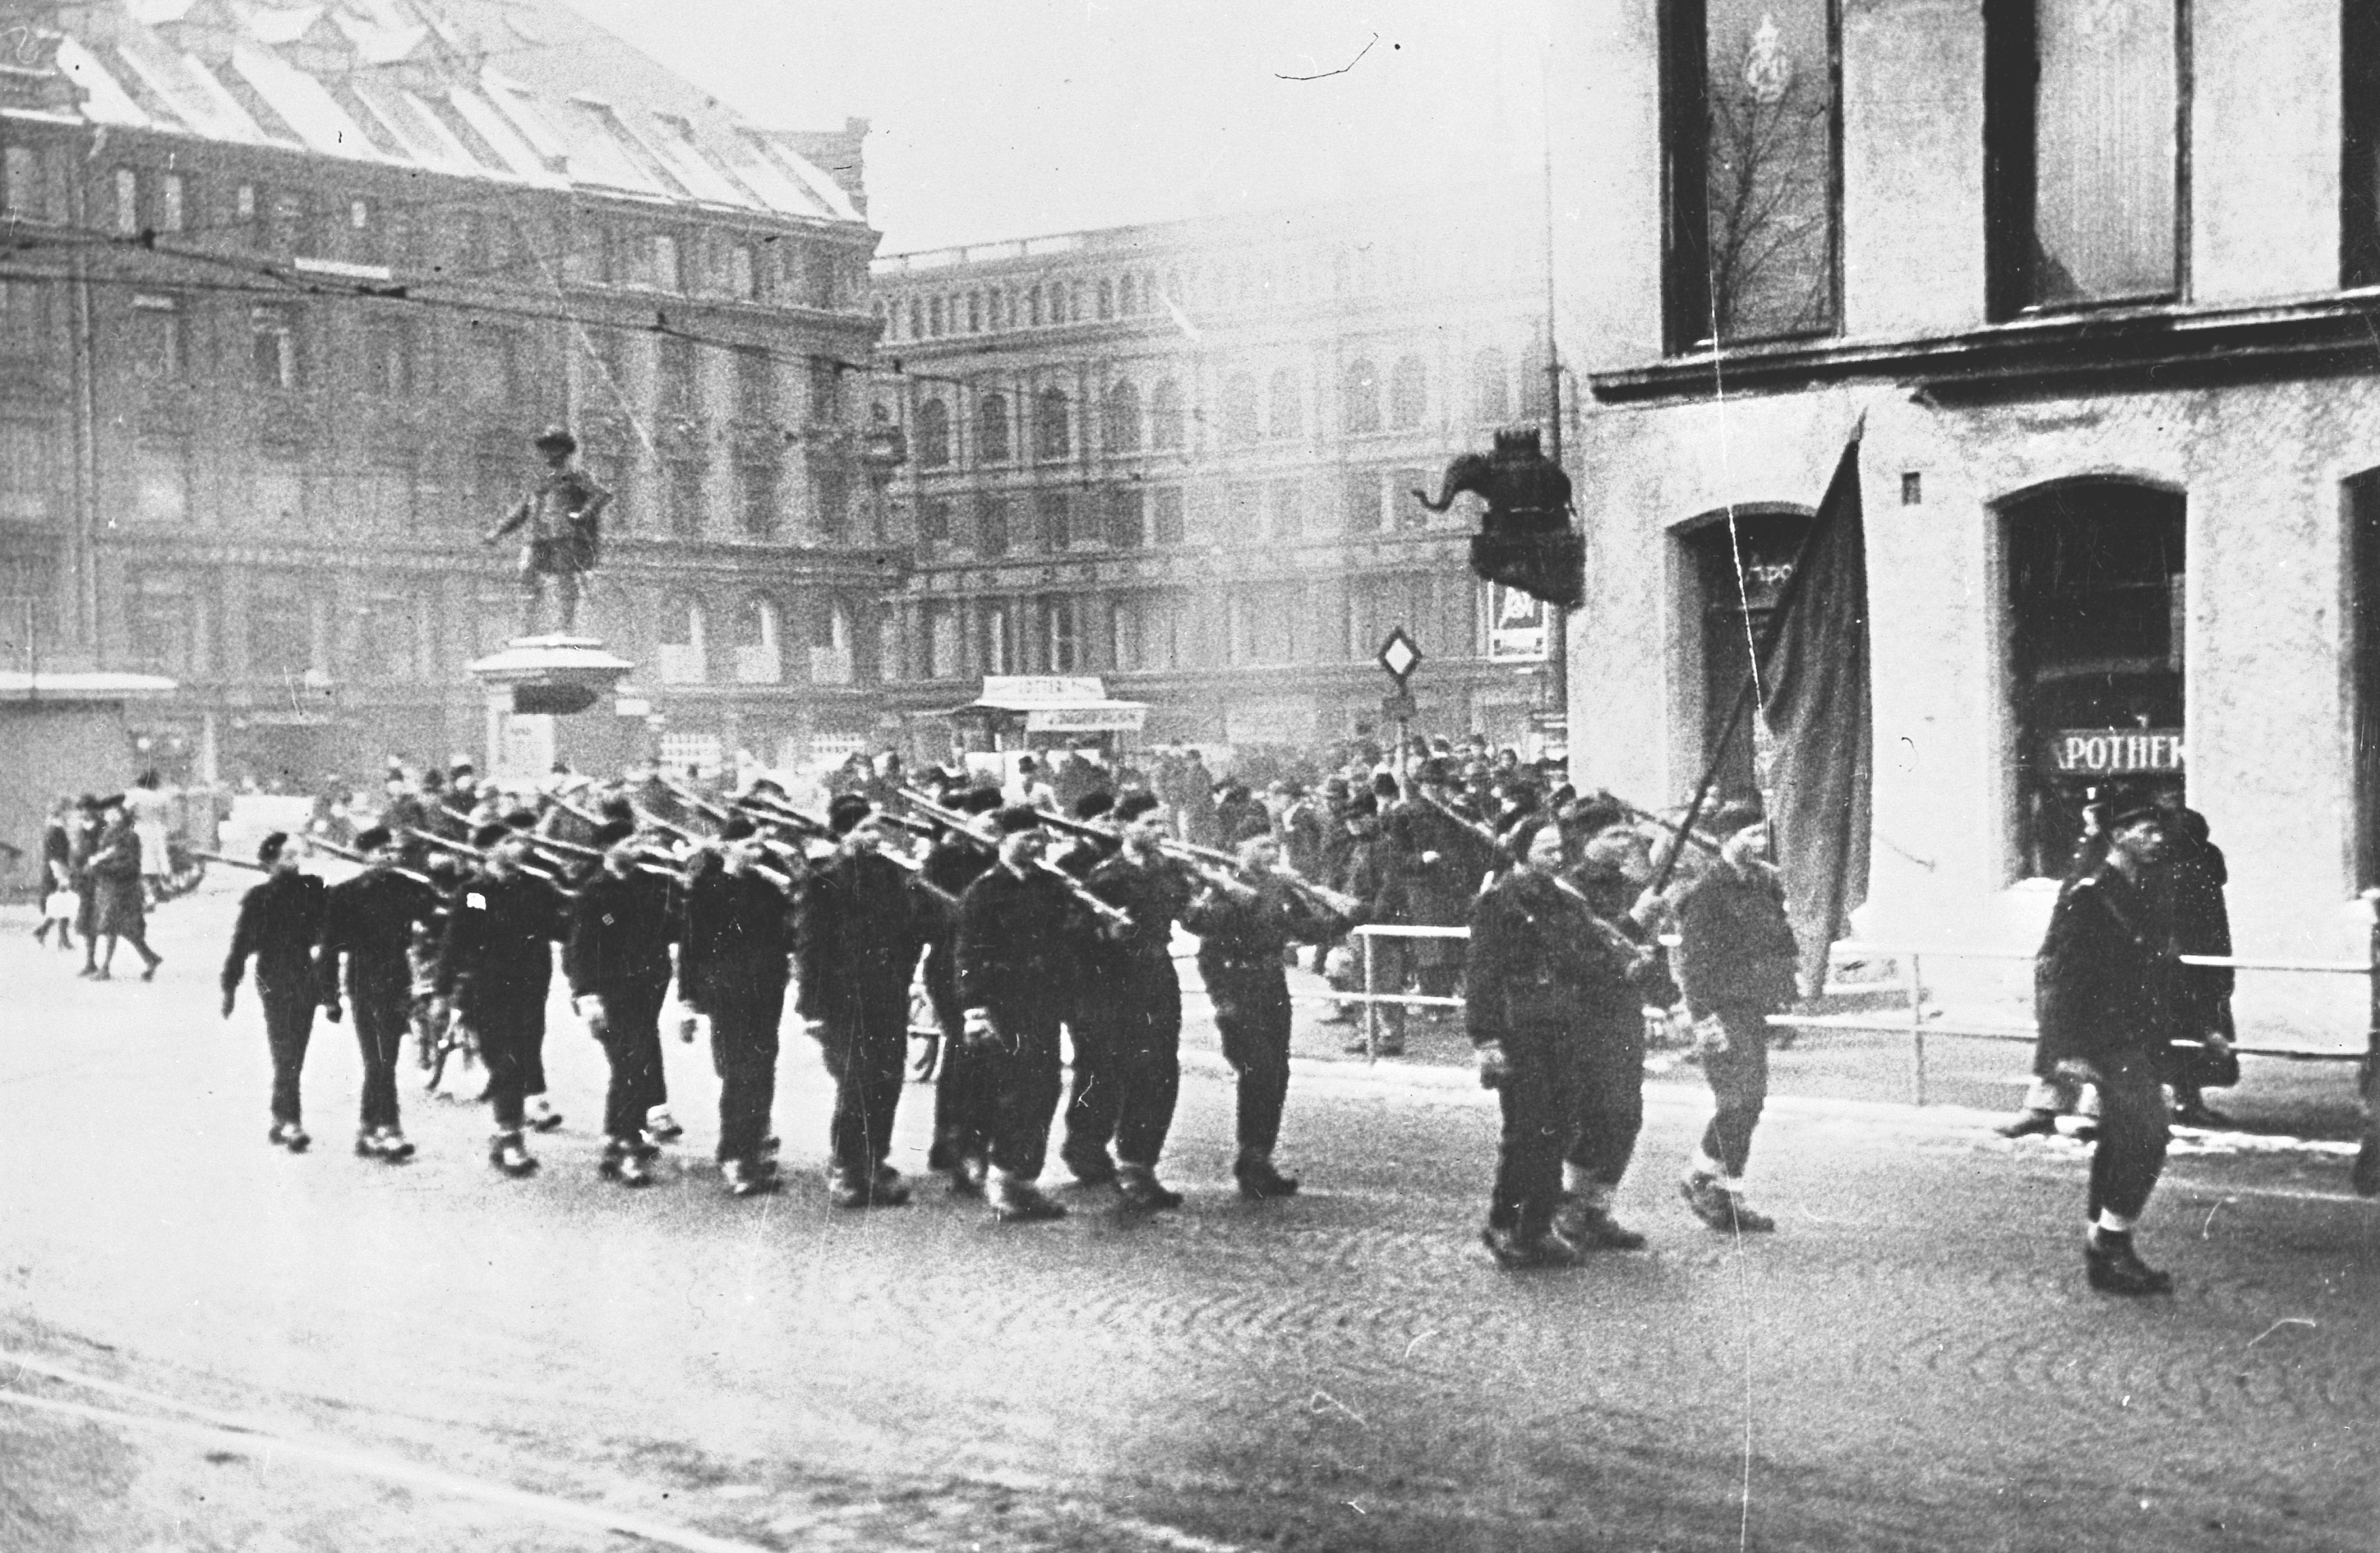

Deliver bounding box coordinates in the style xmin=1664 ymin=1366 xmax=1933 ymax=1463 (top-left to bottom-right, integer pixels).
xmin=1675 ymin=859 xmax=1799 ymax=1019
xmin=316 ymin=870 xmax=437 ymax=998
xmin=954 ymin=861 xmax=1086 ymax=1024
xmin=223 ymin=870 xmax=328 ymax=1000
xmin=1464 ymin=868 xmax=1637 ymax=1050
xmin=680 ymin=867 xmax=794 ymax=1012
xmin=1084 ymin=851 xmax=1194 ymax=996
xmin=1337 ymin=829 xmax=1408 ymax=929
xmin=794 ymin=849 xmax=934 ymax=1028
xmin=564 ymin=867 xmax=679 ymax=997
xmin=2153 ymin=810 xmax=2233 ymax=1029
xmin=435 ymin=868 xmax=565 ymax=1009
xmin=1186 ymin=875 xmax=1340 ymax=1005
xmin=2035 ymin=863 xmax=2178 ymax=1069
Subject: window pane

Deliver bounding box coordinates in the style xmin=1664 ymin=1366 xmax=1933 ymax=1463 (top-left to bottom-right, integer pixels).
xmin=2033 ymin=0 xmax=2178 ymax=303
xmin=1702 ymin=0 xmax=1837 ymax=340
xmin=0 ymin=422 xmax=52 ymax=522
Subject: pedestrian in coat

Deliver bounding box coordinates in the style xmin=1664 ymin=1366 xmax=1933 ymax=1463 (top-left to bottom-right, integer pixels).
xmin=222 ymin=832 xmax=328 ymax=1150
xmin=564 ymin=819 xmax=681 ymax=1187
xmin=795 ymin=797 xmax=940 ymax=1208
xmin=2154 ymin=798 xmax=2236 ymax=1128
xmin=1674 ymin=802 xmax=1799 ymax=1235
xmin=88 ymin=801 xmax=162 ymax=980
xmin=681 ymin=817 xmax=796 ymax=1197
xmin=33 ymin=797 xmax=76 ymax=953
xmin=69 ymin=796 xmax=104 ymax=974
xmin=2034 ymin=798 xmax=2182 ymax=1296
xmin=1333 ymin=790 xmax=1411 ymax=1055
xmin=316 ymin=825 xmax=439 ymax=1161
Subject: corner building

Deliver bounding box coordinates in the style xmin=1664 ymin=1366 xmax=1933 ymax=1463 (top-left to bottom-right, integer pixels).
xmin=0 ymin=0 xmax=886 ymax=787
xmin=866 ymin=201 xmax=1560 ymax=758
xmin=1558 ymin=0 xmax=2380 ymax=1038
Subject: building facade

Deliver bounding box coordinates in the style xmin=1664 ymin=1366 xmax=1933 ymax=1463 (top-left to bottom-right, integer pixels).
xmin=1558 ymin=0 xmax=2380 ymax=1026
xmin=0 ymin=0 xmax=887 ymax=789
xmin=865 ymin=201 xmax=1563 ymax=764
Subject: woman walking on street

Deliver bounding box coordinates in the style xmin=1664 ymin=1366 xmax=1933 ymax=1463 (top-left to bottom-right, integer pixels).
xmin=87 ymin=799 xmax=163 ymax=981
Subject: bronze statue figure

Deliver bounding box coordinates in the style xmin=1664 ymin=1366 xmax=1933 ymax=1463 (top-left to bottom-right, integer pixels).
xmin=485 ymin=427 xmax=613 ymax=638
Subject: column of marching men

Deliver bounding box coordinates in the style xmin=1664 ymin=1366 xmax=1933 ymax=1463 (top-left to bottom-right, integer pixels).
xmin=213 ymin=778 xmax=1360 ymax=1224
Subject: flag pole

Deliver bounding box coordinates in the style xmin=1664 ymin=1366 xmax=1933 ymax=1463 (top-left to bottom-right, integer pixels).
xmin=1648 ymin=434 xmax=1863 ymax=894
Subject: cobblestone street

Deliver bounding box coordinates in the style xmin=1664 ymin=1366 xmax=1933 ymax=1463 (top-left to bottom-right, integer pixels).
xmin=2 ymin=886 xmax=2375 ymax=1552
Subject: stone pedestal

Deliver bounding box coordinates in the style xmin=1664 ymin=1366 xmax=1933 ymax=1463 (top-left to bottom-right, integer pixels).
xmin=465 ymin=634 xmax=636 ymax=784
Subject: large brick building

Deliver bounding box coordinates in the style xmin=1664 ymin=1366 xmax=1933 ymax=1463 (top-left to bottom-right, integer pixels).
xmin=864 ymin=200 xmax=1564 ymax=763
xmin=1557 ymin=0 xmax=2380 ymax=1031
xmin=0 ymin=0 xmax=887 ymax=788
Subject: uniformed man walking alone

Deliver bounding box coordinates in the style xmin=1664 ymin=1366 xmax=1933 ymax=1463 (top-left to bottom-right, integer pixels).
xmin=222 ymin=832 xmax=329 ymax=1152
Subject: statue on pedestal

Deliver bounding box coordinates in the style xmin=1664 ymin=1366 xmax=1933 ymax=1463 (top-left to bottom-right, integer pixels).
xmin=484 ymin=426 xmax=613 ymax=638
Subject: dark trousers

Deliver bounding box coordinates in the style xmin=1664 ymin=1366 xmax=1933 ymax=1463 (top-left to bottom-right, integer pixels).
xmin=350 ymin=975 xmax=409 ymax=1131
xmin=1214 ymin=971 xmax=1293 ymax=1155
xmin=1060 ymin=1008 xmax=1113 ymax=1167
xmin=985 ymin=1007 xmax=1066 ymax=1180
xmin=469 ymin=991 xmax=545 ymax=1132
xmin=1491 ymin=1031 xmax=1580 ymax=1239
xmin=1565 ymin=1018 xmax=1647 ymax=1188
xmin=261 ymin=985 xmax=316 ymax=1126
xmin=709 ymin=983 xmax=783 ymax=1165
xmin=1698 ymin=1007 xmax=1771 ymax=1178
xmin=1066 ymin=973 xmax=1183 ymax=1169
xmin=2087 ymin=1052 xmax=2171 ymax=1221
xmin=820 ymin=1001 xmax=909 ymax=1176
xmin=594 ymin=978 xmax=670 ymax=1140
xmin=925 ymin=958 xmax=990 ymax=1171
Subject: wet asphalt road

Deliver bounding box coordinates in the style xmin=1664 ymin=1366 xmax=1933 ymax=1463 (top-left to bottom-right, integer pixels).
xmin=1 ymin=884 xmax=2375 ymax=1552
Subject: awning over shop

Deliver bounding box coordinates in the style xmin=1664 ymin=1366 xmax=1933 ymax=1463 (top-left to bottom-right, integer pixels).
xmin=0 ymin=671 xmax=178 ymax=704
xmin=949 ymin=676 xmax=1149 ymax=734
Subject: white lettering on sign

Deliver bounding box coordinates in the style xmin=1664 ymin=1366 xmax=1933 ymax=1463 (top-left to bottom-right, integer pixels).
xmin=2044 ymin=728 xmax=2186 ymax=776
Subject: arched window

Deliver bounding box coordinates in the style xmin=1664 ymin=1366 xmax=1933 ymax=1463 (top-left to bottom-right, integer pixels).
xmin=1149 ymin=378 xmax=1184 ymax=451
xmin=1389 ymin=355 xmax=1427 ymax=428
xmin=734 ymin=595 xmax=781 ymax=684
xmin=976 ymin=392 xmax=1010 ymax=464
xmin=915 ymin=397 xmax=951 ymax=468
xmin=1267 ymin=367 xmax=1301 ymax=439
xmin=1472 ymin=347 xmax=1509 ymax=423
xmin=906 ymin=301 xmax=923 ymax=339
xmin=1222 ymin=372 xmax=1260 ymax=445
xmin=1044 ymin=284 xmax=1064 ymax=326
xmin=1340 ymin=357 xmax=1380 ymax=434
xmin=1103 ymin=379 xmax=1141 ymax=452
xmin=1035 ymin=388 xmax=1071 ymax=461
xmin=1029 ymin=288 xmax=1044 ymax=327
xmin=1097 ymin=279 xmax=1115 ymax=320
xmin=928 ymin=296 xmax=943 ymax=337
xmin=810 ymin=595 xmax=855 ymax=685
xmin=1119 ymin=273 xmax=1137 ymax=315
xmin=658 ymin=593 xmax=707 ymax=684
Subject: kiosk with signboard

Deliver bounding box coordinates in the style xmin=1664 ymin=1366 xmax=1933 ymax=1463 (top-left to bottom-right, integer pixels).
xmin=944 ymin=677 xmax=1149 ymax=774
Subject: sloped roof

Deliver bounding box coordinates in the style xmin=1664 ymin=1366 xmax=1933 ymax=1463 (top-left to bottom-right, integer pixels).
xmin=18 ymin=0 xmax=864 ymax=226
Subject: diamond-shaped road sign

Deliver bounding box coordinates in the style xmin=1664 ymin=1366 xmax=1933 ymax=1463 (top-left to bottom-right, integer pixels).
xmin=1376 ymin=626 xmax=1421 ymax=684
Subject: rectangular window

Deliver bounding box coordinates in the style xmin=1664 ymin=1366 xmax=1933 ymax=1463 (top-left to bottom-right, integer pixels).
xmin=919 ymin=496 xmax=952 ymax=544
xmin=3 ymin=146 xmax=44 ymax=220
xmin=1986 ymin=0 xmax=2185 ymax=313
xmin=735 ymin=347 xmax=774 ymax=418
xmin=812 ymin=467 xmax=848 ymax=540
xmin=129 ymin=294 xmax=185 ymax=379
xmin=668 ymin=461 xmax=706 ymax=537
xmin=1661 ymin=0 xmax=1841 ymax=348
xmin=1340 ymin=469 xmax=1380 ymax=534
xmin=738 ymin=463 xmax=778 ymax=538
xmin=250 ymin=305 xmax=301 ymax=390
xmin=977 ymin=496 xmax=1009 ymax=557
xmin=928 ymin=602 xmax=960 ymax=678
xmin=159 ymin=173 xmax=186 ymax=233
xmin=729 ymin=244 xmax=758 ymax=301
xmin=235 ymin=183 xmax=260 ymax=246
xmin=359 ymin=594 xmax=418 ymax=680
xmin=1152 ymin=488 xmax=1185 ymax=546
xmin=247 ymin=588 xmax=313 ymax=681
xmin=1044 ymin=596 xmax=1080 ymax=673
xmin=809 ymin=358 xmax=843 ymax=423
xmin=130 ymin=578 xmax=199 ymax=676
xmin=113 ymin=168 xmax=139 ymax=235
xmin=1036 ymin=490 xmax=1071 ymax=549
xmin=0 ymin=279 xmax=44 ymax=354
xmin=2346 ymin=5 xmax=2380 ymax=286
xmin=653 ymin=233 xmax=682 ymax=292
xmin=268 ymin=191 xmax=307 ymax=254
xmin=1104 ymin=486 xmax=1144 ymax=548
xmin=0 ymin=421 xmax=52 ymax=522
xmin=566 ymin=220 xmax=609 ymax=284
xmin=657 ymin=339 xmax=699 ymax=417
xmin=1269 ymin=479 xmax=1305 ymax=540
xmin=362 ymin=316 xmax=413 ymax=397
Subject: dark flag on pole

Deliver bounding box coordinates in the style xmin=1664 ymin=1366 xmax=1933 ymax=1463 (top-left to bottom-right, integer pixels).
xmin=1757 ymin=434 xmax=1872 ymax=995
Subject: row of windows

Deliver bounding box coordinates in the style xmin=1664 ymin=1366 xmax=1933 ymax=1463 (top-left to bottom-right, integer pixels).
xmin=908 ymin=348 xmax=1548 ymax=471
xmin=121 ymin=573 xmax=877 ymax=686
xmin=875 ymin=235 xmax=1525 ymax=343
xmin=1658 ymin=0 xmax=2380 ymax=349
xmin=911 ymin=471 xmax=1452 ymax=560
xmin=902 ymin=571 xmax=1478 ymax=680
xmin=1 ymin=150 xmax=852 ymax=308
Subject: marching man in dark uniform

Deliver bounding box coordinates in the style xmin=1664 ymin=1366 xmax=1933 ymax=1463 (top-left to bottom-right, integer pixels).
xmin=922 ymin=789 xmax=1003 ymax=1194
xmin=796 ymin=796 xmax=940 ymax=1208
xmin=435 ymin=821 xmax=568 ymax=1178
xmin=955 ymin=806 xmax=1091 ymax=1223
xmin=315 ymin=825 xmax=438 ymax=1161
xmin=1467 ymin=816 xmax=1647 ymax=1267
xmin=682 ymin=817 xmax=795 ymax=1197
xmin=1071 ymin=793 xmax=1195 ymax=1210
xmin=484 ymin=426 xmax=612 ymax=637
xmin=564 ymin=819 xmax=680 ymax=1188
xmin=1052 ymin=792 xmax=1125 ymax=1187
xmin=1185 ymin=830 xmax=1344 ymax=1201
xmin=2033 ymin=796 xmax=2182 ymax=1295
xmin=222 ymin=832 xmax=329 ymax=1152
xmin=1553 ymin=796 xmax=1667 ymax=1250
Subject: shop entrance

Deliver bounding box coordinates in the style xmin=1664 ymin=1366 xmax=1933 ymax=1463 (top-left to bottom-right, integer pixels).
xmin=1684 ymin=507 xmax=1814 ymax=802
xmin=2004 ymin=480 xmax=2186 ymax=879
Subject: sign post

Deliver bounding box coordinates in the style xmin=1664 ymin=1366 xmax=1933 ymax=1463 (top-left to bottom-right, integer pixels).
xmin=1376 ymin=627 xmax=1423 ymax=777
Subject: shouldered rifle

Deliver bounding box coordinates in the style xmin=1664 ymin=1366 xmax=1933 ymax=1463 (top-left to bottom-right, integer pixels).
xmin=736 ymin=792 xmax=959 ymax=909
xmin=403 ymin=827 xmax=579 ymax=896
xmin=522 ymin=828 xmax=681 ymax=882
xmin=305 ymin=834 xmax=437 ymax=889
xmin=899 ymin=787 xmax=1131 ymax=928
xmin=192 ymin=849 xmax=269 ymax=874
